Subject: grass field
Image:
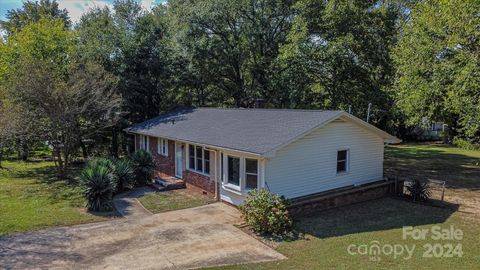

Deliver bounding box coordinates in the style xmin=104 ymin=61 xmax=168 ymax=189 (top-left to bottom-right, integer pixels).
xmin=208 ymin=143 xmax=480 ymax=270
xmin=138 ymin=188 xmax=212 ymax=214
xmin=0 ymin=160 xmax=113 ymax=236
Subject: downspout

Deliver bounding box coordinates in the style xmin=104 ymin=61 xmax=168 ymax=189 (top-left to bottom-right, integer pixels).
xmin=206 ymin=147 xmax=219 ymax=201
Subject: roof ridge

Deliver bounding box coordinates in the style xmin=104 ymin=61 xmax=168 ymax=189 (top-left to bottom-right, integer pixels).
xmin=196 ymin=107 xmax=342 ymax=113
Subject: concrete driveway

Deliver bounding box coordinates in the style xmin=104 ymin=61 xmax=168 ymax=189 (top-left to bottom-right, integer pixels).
xmin=0 ymin=203 xmax=285 ymax=270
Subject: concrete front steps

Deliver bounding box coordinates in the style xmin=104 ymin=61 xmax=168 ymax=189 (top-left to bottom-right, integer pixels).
xmin=150 ymin=175 xmax=186 ymax=191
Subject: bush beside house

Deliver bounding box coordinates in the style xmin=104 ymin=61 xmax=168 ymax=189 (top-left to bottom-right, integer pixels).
xmin=239 ymin=189 xmax=293 ymax=235
xmin=131 ymin=150 xmax=155 ymax=186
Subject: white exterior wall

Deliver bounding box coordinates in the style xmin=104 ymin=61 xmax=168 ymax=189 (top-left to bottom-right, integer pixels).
xmin=264 ymin=120 xmax=384 ymax=199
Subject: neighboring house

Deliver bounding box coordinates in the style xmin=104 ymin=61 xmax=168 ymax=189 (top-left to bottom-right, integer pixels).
xmin=125 ymin=108 xmax=400 ymax=206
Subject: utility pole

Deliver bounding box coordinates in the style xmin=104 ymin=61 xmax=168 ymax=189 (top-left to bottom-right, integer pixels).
xmin=366 ymin=103 xmax=372 ymax=123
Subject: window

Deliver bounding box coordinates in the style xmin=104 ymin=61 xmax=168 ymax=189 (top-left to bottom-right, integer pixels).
xmin=139 ymin=135 xmax=149 ymax=151
xmin=223 ymin=155 xmax=259 ymax=190
xmin=196 ymin=146 xmax=203 ymax=171
xmin=157 ymin=138 xmax=168 ymax=156
xmin=245 ymin=159 xmax=258 ymax=189
xmin=337 ymin=150 xmax=348 ymax=173
xmin=204 ymin=150 xmax=210 ymax=174
xmin=227 ymin=156 xmax=240 ymax=186
xmin=188 ymin=144 xmax=210 ymax=175
xmin=189 ymin=145 xmax=195 ymax=169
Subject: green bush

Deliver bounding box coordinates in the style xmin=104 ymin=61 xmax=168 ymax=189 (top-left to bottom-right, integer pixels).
xmin=239 ymin=189 xmax=292 ymax=235
xmin=80 ymin=161 xmax=115 ymax=212
xmin=406 ymin=179 xmax=431 ymax=202
xmin=112 ymin=159 xmax=134 ymax=193
xmin=86 ymin=158 xmax=115 ymax=172
xmin=453 ymin=138 xmax=480 ymax=151
xmin=131 ymin=150 xmax=155 ymax=186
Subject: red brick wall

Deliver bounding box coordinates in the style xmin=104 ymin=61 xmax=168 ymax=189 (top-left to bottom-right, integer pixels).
xmin=288 ymin=180 xmax=400 ymax=218
xmin=151 ymin=138 xmax=175 ymax=178
xmin=183 ymin=170 xmax=215 ymax=195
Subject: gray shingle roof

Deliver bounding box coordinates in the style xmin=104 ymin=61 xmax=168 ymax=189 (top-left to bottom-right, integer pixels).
xmin=126 ymin=108 xmax=344 ymax=155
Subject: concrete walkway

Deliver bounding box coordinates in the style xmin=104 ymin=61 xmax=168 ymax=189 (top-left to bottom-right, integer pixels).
xmin=0 ymin=203 xmax=285 ymax=270
xmin=113 ymin=187 xmax=154 ymax=218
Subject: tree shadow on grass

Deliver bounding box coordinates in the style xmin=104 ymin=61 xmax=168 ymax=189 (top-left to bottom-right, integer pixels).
xmin=293 ymin=197 xmax=458 ymax=239
xmin=385 ymin=145 xmax=480 ymax=190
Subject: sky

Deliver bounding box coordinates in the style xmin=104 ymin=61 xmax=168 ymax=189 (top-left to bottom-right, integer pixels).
xmin=0 ymin=0 xmax=166 ymax=23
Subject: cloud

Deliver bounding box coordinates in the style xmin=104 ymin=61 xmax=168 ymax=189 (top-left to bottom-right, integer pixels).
xmin=58 ymin=0 xmax=113 ymax=23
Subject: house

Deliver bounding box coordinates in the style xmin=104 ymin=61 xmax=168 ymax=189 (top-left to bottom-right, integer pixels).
xmin=125 ymin=108 xmax=400 ymax=206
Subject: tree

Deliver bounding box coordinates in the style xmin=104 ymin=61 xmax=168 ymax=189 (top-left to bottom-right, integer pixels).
xmin=0 ymin=0 xmax=70 ymax=36
xmin=75 ymin=1 xmax=173 ymax=156
xmin=1 ymin=18 xmax=121 ymax=175
xmin=169 ymin=0 xmax=293 ymax=107
xmin=281 ymin=0 xmax=399 ymax=121
xmin=119 ymin=6 xmax=175 ymax=122
xmin=7 ymin=59 xmax=121 ymax=175
xmin=394 ymin=0 xmax=480 ymax=142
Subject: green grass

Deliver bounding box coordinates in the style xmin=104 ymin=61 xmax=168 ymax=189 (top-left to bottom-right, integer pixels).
xmin=208 ymin=143 xmax=480 ymax=270
xmin=138 ymin=188 xmax=212 ymax=214
xmin=0 ymin=160 xmax=113 ymax=236
xmin=384 ymin=143 xmax=480 ymax=187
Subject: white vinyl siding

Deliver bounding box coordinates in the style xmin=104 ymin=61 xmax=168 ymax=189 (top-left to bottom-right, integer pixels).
xmin=264 ymin=121 xmax=384 ymax=199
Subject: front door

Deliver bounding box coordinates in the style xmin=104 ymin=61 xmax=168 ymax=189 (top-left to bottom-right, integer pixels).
xmin=175 ymin=143 xmax=183 ymax=178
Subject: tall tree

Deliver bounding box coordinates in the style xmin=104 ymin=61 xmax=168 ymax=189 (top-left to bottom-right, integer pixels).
xmin=394 ymin=0 xmax=480 ymax=142
xmin=0 ymin=0 xmax=70 ymax=36
xmin=1 ymin=18 xmax=121 ymax=174
xmin=169 ymin=0 xmax=293 ymax=107
xmin=120 ymin=6 xmax=175 ymax=122
xmin=281 ymin=0 xmax=399 ymax=122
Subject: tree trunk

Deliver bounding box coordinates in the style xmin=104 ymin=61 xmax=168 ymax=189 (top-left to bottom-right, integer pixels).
xmin=17 ymin=141 xmax=29 ymax=161
xmin=80 ymin=140 xmax=88 ymax=159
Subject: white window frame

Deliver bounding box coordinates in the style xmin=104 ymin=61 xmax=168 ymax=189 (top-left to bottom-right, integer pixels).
xmin=222 ymin=153 xmax=259 ymax=192
xmin=157 ymin=137 xmax=168 ymax=156
xmin=226 ymin=155 xmax=241 ymax=188
xmin=336 ymin=148 xmax=349 ymax=174
xmin=139 ymin=135 xmax=149 ymax=152
xmin=187 ymin=143 xmax=210 ymax=176
xmin=245 ymin=158 xmax=258 ymax=190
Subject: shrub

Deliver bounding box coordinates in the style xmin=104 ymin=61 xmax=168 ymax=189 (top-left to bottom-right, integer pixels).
xmin=406 ymin=179 xmax=431 ymax=202
xmin=112 ymin=159 xmax=134 ymax=193
xmin=453 ymin=137 xmax=480 ymax=151
xmin=131 ymin=150 xmax=155 ymax=186
xmin=86 ymin=158 xmax=115 ymax=172
xmin=80 ymin=162 xmax=115 ymax=212
xmin=239 ymin=189 xmax=292 ymax=235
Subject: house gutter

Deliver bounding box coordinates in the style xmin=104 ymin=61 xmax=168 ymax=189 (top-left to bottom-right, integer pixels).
xmin=124 ymin=130 xmax=264 ymax=158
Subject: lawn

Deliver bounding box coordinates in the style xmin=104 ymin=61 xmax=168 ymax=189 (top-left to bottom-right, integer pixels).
xmin=0 ymin=160 xmax=113 ymax=236
xmin=208 ymin=143 xmax=480 ymax=270
xmin=138 ymin=188 xmax=212 ymax=214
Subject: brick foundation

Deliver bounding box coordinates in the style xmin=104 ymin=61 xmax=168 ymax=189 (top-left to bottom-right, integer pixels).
xmin=289 ymin=180 xmax=403 ymax=218
xmin=183 ymin=170 xmax=215 ymax=195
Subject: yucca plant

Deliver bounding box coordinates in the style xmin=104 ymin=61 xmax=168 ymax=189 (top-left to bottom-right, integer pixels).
xmin=80 ymin=162 xmax=115 ymax=212
xmin=86 ymin=158 xmax=114 ymax=172
xmin=406 ymin=179 xmax=431 ymax=202
xmin=131 ymin=150 xmax=155 ymax=186
xmin=112 ymin=159 xmax=134 ymax=193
